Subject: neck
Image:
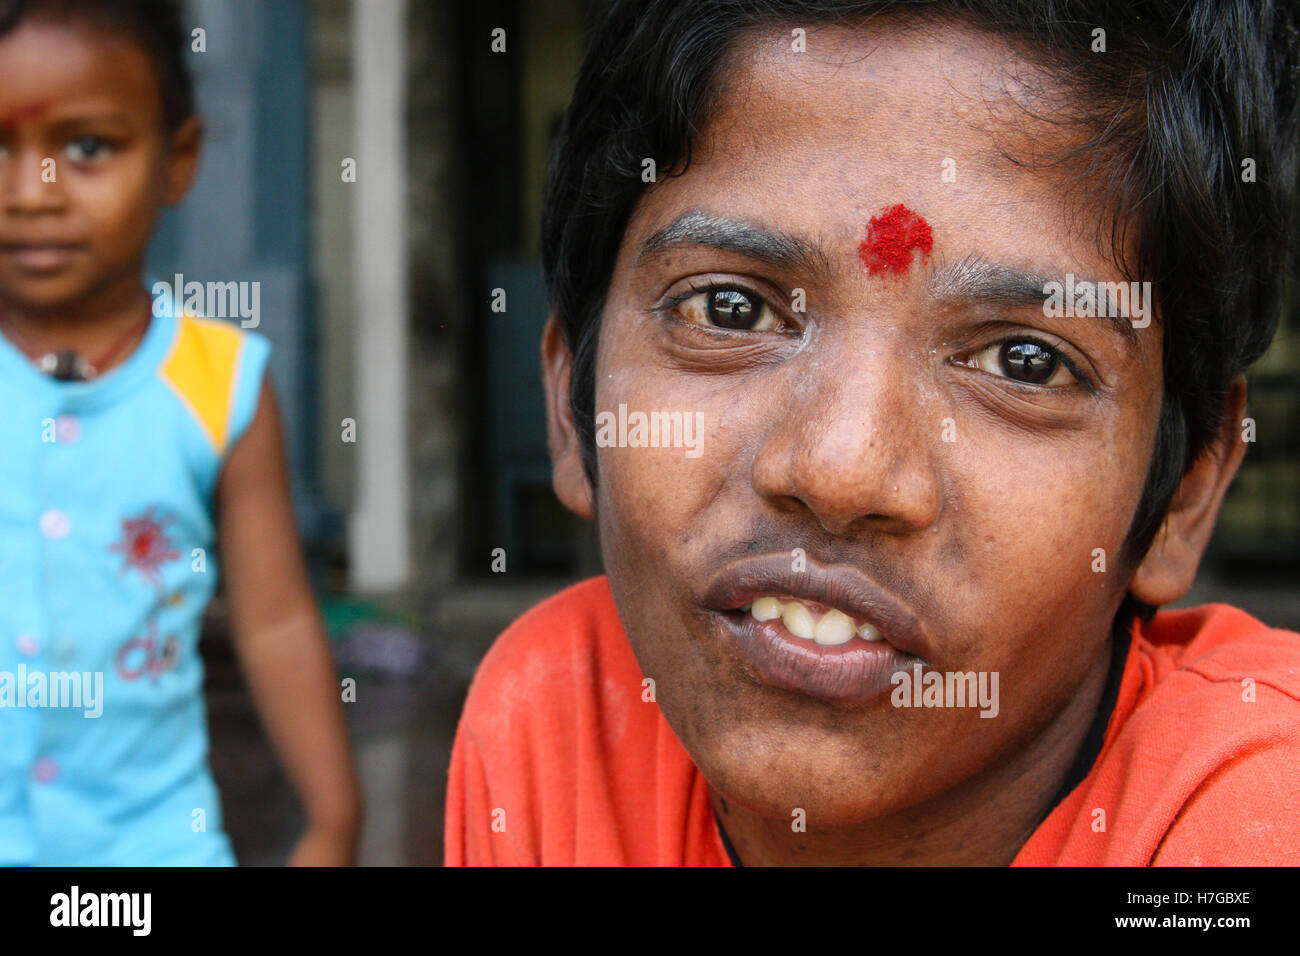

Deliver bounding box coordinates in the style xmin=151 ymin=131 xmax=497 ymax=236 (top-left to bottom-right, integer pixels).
xmin=713 ymin=639 xmax=1113 ymax=866
xmin=0 ymin=273 xmax=152 ymax=362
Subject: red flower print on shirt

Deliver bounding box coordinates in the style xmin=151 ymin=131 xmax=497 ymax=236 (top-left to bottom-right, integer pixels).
xmin=109 ymin=507 xmax=181 ymax=589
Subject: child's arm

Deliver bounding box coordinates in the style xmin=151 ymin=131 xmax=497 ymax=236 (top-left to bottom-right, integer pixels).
xmin=216 ymin=377 xmax=363 ymax=865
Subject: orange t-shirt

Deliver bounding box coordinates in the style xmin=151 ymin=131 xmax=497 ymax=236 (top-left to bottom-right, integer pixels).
xmin=445 ymin=576 xmax=1300 ymax=865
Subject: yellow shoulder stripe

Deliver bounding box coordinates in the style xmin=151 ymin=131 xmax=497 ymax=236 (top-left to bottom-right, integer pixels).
xmin=159 ymin=313 xmax=243 ymax=455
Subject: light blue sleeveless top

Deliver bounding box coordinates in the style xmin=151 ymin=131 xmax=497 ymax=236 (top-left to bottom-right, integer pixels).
xmin=0 ymin=289 xmax=270 ymax=865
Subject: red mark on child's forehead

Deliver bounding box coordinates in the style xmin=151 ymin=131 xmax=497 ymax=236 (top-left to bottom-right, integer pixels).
xmin=858 ymin=204 xmax=934 ymax=277
xmin=1 ymin=100 xmax=52 ymax=136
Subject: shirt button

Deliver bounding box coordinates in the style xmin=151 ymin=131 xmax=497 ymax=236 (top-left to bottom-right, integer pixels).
xmin=55 ymin=638 xmax=76 ymax=664
xmin=55 ymin=415 xmax=81 ymax=444
xmin=32 ymin=757 xmax=59 ymax=784
xmin=15 ymin=633 xmax=38 ymax=658
xmin=39 ymin=509 xmax=71 ymax=539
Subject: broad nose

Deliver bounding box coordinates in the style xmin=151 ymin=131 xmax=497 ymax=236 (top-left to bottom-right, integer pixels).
xmin=750 ymin=340 xmax=944 ymax=537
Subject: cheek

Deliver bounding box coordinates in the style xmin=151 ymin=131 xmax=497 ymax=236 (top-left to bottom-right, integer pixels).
xmin=952 ymin=433 xmax=1138 ymax=608
xmin=924 ymin=415 xmax=1147 ymax=668
xmin=593 ymin=396 xmax=708 ymax=567
xmin=979 ymin=446 xmax=1128 ymax=551
xmin=957 ymin=375 xmax=1155 ymax=555
xmin=592 ymin=344 xmax=747 ymax=552
xmin=590 ymin=336 xmax=753 ymax=684
xmin=76 ymin=155 xmax=165 ymax=246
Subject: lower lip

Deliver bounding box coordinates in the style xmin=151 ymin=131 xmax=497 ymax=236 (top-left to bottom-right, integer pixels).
xmin=2 ymin=246 xmax=81 ymax=273
xmin=716 ymin=610 xmax=918 ymax=704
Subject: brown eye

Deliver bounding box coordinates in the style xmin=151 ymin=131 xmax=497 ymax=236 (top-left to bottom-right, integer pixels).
xmin=706 ymin=288 xmax=759 ymax=329
xmin=674 ymin=285 xmax=781 ymax=332
xmin=1000 ymin=341 xmax=1058 ymax=384
xmin=965 ymin=338 xmax=1078 ymax=388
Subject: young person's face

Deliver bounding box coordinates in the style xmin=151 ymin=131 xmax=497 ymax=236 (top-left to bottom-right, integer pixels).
xmin=0 ymin=19 xmax=198 ymax=314
xmin=549 ymin=20 xmax=1177 ymax=827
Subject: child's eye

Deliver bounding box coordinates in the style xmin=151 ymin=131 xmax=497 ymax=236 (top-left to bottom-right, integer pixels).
xmin=962 ymin=338 xmax=1081 ymax=388
xmin=65 ymin=136 xmax=113 ymax=162
xmin=668 ymin=285 xmax=783 ymax=332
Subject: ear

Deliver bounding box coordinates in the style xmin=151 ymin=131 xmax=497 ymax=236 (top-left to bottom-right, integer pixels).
xmin=541 ymin=313 xmax=595 ymax=519
xmin=163 ymin=115 xmax=203 ymax=205
xmin=1129 ymin=376 xmax=1250 ymax=606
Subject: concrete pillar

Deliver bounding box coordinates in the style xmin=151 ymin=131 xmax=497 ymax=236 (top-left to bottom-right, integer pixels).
xmin=348 ymin=0 xmax=410 ymax=592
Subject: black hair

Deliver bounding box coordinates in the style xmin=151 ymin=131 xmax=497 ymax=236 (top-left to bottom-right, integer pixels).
xmin=541 ymin=0 xmax=1300 ymax=636
xmin=0 ymin=0 xmax=195 ymax=131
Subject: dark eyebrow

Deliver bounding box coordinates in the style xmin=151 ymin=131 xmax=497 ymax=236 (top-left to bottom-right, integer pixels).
xmin=927 ymin=254 xmax=1143 ymax=347
xmin=638 ymin=210 xmax=832 ymax=280
xmin=46 ymin=115 xmax=136 ymax=133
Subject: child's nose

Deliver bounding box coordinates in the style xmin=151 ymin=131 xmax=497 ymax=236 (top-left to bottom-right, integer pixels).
xmin=1 ymin=146 xmax=66 ymax=214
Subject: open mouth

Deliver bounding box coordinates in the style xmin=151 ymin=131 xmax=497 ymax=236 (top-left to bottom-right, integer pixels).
xmin=714 ymin=604 xmax=915 ymax=703
xmin=704 ymin=555 xmax=933 ymax=704
xmin=741 ymin=594 xmax=885 ymax=646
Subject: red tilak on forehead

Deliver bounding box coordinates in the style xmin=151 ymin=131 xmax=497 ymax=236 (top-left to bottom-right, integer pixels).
xmin=0 ymin=100 xmax=52 ymax=136
xmin=858 ymin=204 xmax=934 ymax=276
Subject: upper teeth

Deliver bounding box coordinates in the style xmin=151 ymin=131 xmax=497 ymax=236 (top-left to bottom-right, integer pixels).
xmin=747 ymin=596 xmax=882 ymax=645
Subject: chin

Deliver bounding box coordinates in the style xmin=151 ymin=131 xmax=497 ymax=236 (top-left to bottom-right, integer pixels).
xmin=711 ymin=764 xmax=903 ymax=826
xmin=0 ymin=275 xmax=85 ymax=308
xmin=694 ymin=720 xmax=912 ymax=821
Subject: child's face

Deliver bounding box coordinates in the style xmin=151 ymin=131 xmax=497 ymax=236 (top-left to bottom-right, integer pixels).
xmin=555 ymin=22 xmax=1170 ymax=823
xmin=0 ymin=19 xmax=198 ymax=313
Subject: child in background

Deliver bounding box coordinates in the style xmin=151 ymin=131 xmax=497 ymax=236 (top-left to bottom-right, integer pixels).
xmin=0 ymin=0 xmax=361 ymax=864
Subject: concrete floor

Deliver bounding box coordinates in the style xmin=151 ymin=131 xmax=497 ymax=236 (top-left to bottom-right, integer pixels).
xmin=202 ymin=569 xmax=1300 ymax=866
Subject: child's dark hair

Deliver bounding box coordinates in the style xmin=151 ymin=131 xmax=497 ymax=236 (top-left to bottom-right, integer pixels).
xmin=541 ymin=0 xmax=1300 ymax=635
xmin=0 ymin=0 xmax=194 ymax=130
